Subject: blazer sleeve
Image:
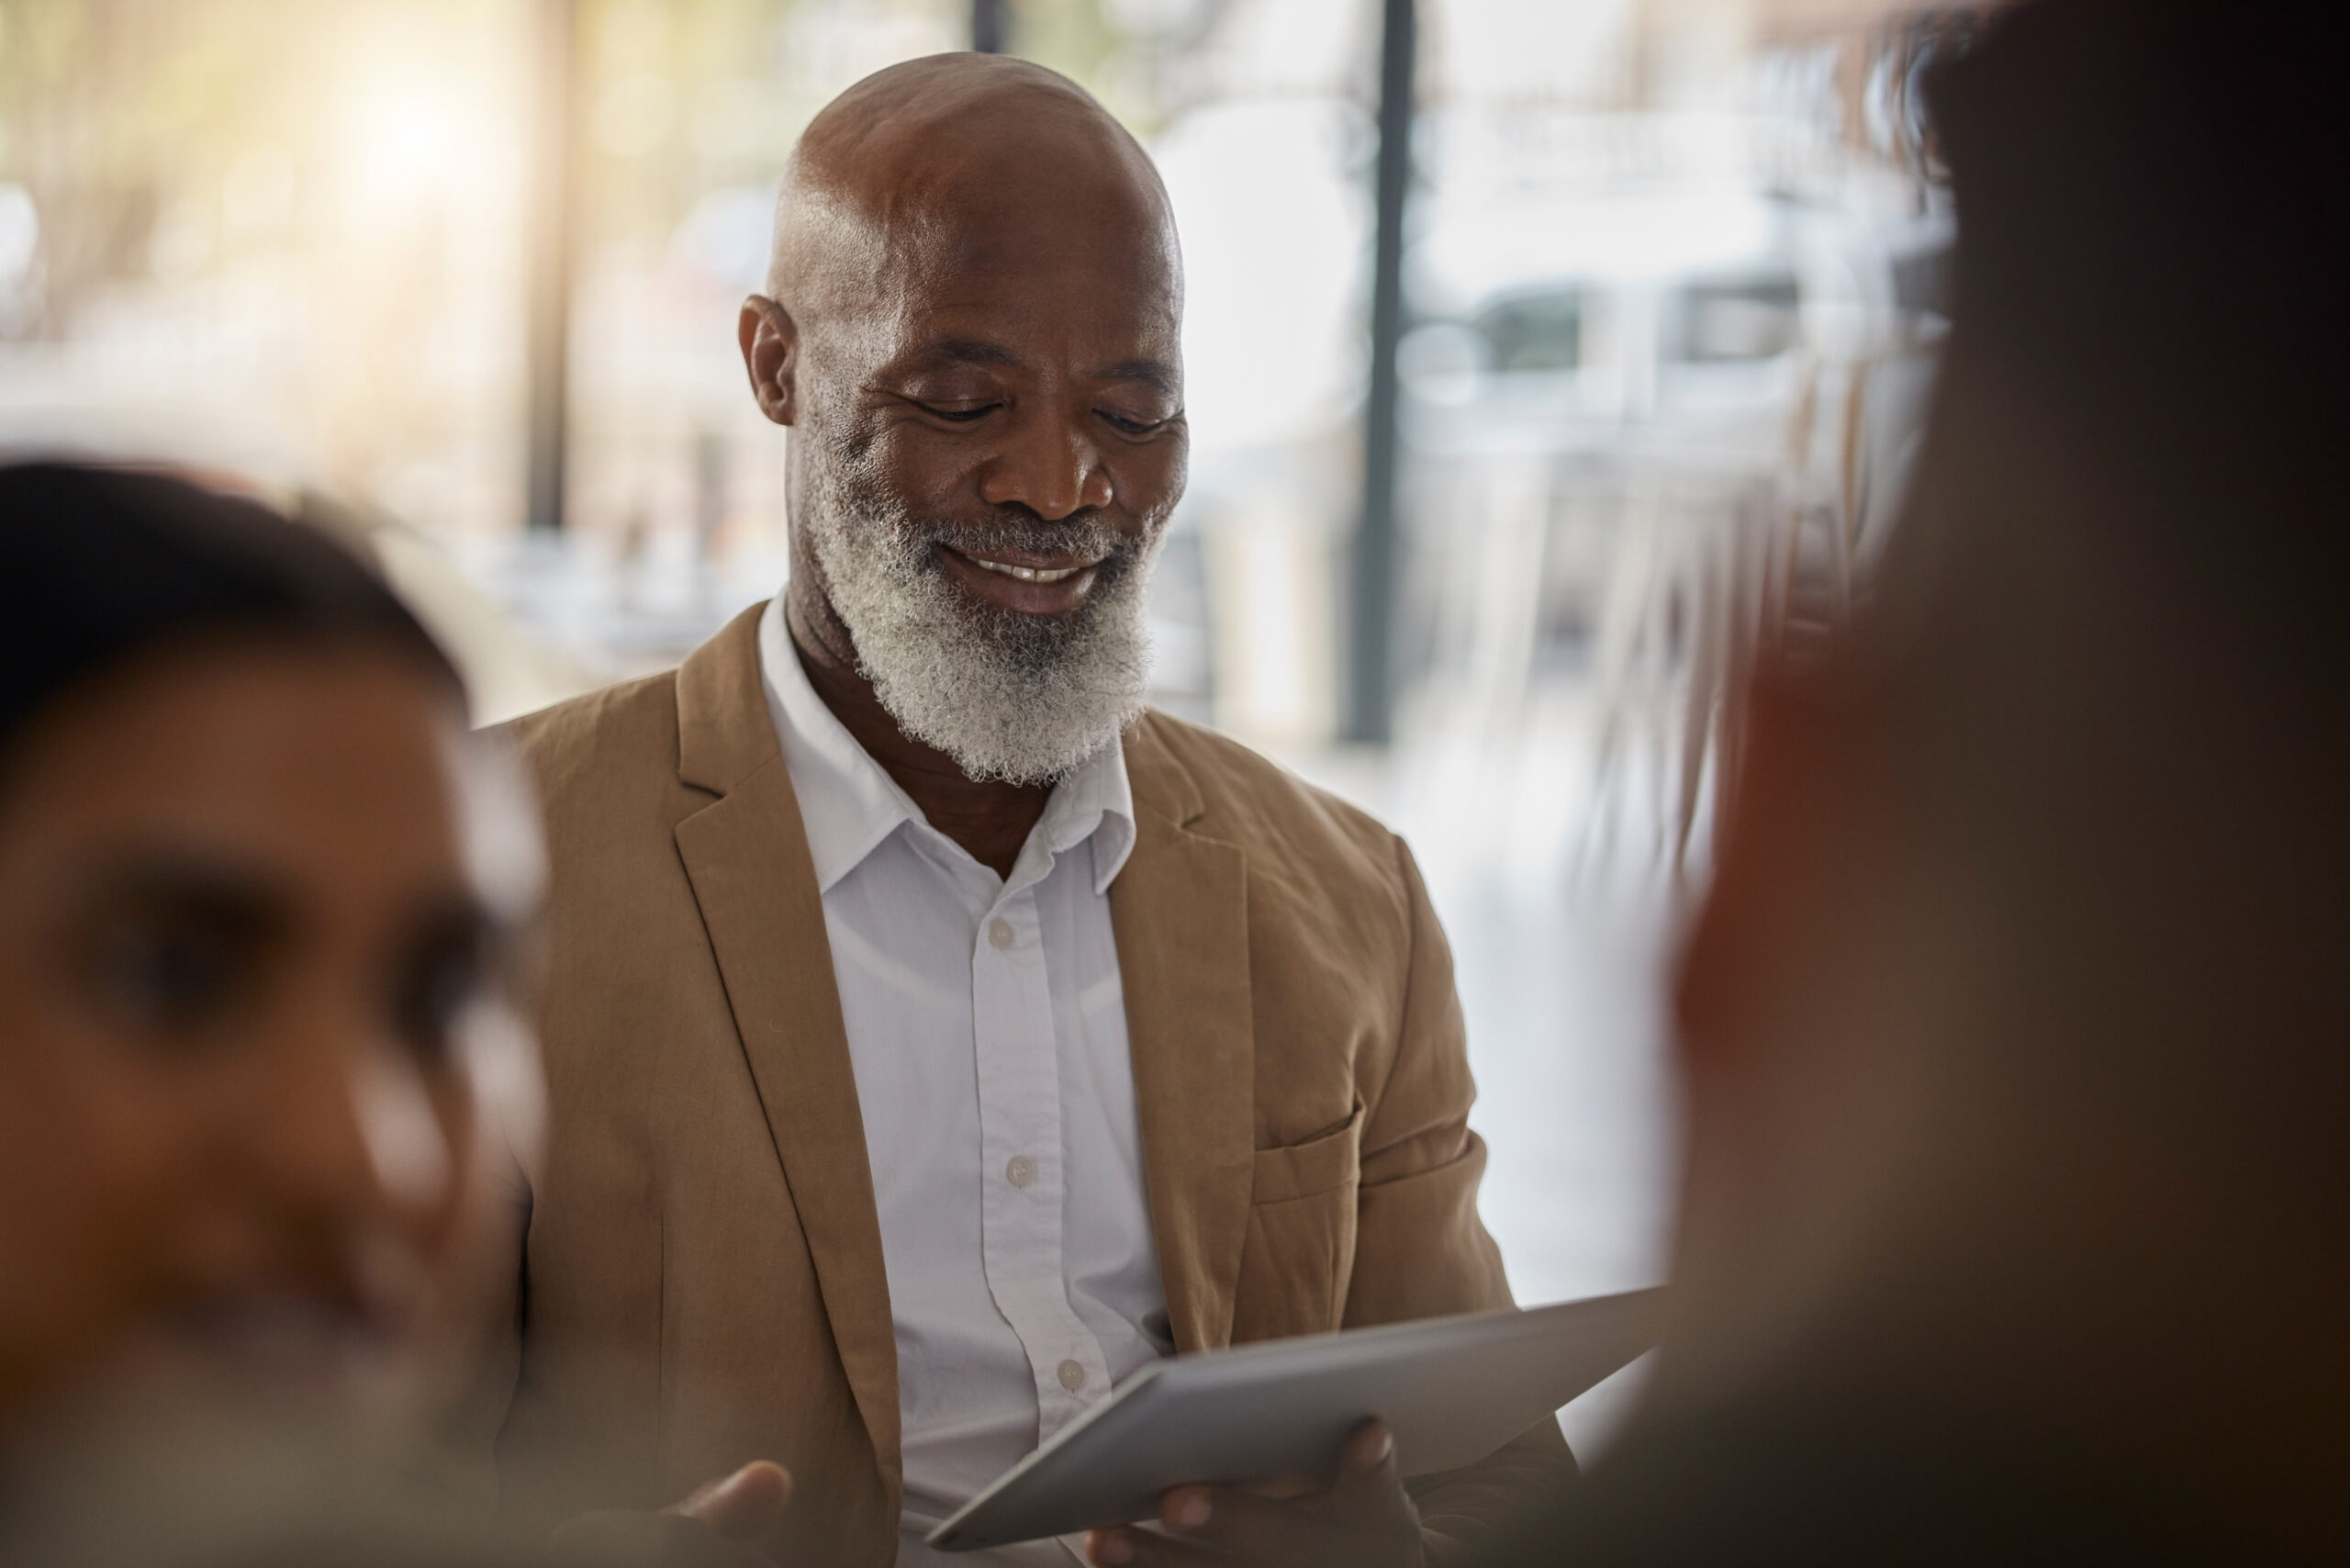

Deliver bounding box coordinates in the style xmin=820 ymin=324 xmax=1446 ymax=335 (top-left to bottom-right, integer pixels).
xmin=1344 ymin=838 xmax=1579 ymax=1564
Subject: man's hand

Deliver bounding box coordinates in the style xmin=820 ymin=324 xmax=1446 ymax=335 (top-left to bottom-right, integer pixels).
xmin=1084 ymin=1421 xmax=1422 ymax=1568
xmin=547 ymin=1461 xmax=794 ymax=1566
xmin=665 ymin=1461 xmax=795 ymax=1539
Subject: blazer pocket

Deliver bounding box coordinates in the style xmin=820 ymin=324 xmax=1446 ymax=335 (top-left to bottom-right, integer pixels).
xmin=1250 ymin=1100 xmax=1365 ymax=1204
xmin=1232 ymin=1102 xmax=1365 ymax=1340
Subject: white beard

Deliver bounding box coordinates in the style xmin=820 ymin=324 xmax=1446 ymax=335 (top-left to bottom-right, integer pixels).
xmin=796 ymin=420 xmax=1161 ymax=787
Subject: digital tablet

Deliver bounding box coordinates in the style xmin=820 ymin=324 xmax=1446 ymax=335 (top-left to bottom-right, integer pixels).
xmin=926 ymin=1287 xmax=1662 ymax=1552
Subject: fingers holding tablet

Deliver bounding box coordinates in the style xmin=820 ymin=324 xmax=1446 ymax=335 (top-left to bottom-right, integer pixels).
xmin=1084 ymin=1420 xmax=1423 ymax=1568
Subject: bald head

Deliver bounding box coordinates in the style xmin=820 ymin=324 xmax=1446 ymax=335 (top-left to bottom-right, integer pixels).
xmin=765 ymin=54 xmax=1178 ymax=325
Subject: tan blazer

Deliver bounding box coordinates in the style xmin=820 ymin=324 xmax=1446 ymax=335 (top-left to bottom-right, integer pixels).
xmin=471 ymin=604 xmax=1571 ymax=1563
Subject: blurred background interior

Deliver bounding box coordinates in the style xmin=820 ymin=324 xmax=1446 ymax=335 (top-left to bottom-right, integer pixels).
xmin=0 ymin=0 xmax=1973 ymax=1452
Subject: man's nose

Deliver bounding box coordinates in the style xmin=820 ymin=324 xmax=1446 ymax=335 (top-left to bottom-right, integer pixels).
xmin=978 ymin=405 xmax=1115 ymax=521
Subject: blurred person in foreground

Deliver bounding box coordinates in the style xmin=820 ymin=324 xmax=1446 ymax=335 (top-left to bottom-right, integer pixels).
xmin=466 ymin=50 xmax=1571 ymax=1568
xmin=0 ymin=464 xmax=778 ymax=1564
xmin=1478 ymin=0 xmax=2350 ymax=1562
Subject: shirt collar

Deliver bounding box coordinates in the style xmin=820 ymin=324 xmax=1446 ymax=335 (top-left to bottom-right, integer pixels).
xmin=756 ymin=596 xmax=1136 ymax=897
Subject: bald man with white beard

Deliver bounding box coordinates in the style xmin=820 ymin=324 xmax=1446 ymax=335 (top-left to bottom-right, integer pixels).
xmin=467 ymin=55 xmax=1573 ymax=1568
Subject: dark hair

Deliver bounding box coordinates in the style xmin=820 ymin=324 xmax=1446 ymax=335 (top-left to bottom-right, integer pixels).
xmin=1862 ymin=0 xmax=2350 ymax=1106
xmin=1911 ymin=0 xmax=2350 ymax=671
xmin=0 ymin=462 xmax=465 ymax=758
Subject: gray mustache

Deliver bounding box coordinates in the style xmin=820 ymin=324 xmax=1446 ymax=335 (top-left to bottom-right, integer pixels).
xmin=916 ymin=517 xmax=1138 ymax=567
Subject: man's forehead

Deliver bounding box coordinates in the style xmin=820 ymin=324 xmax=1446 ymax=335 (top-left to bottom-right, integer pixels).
xmin=807 ymin=158 xmax=1177 ymax=291
xmin=811 ymin=230 xmax=1183 ymax=382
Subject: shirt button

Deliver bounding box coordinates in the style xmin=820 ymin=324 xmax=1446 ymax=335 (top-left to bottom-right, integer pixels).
xmin=1057 ymin=1359 xmax=1087 ymax=1392
xmin=987 ymin=918 xmax=1015 ymax=950
xmin=1005 ymin=1154 xmax=1035 ymax=1189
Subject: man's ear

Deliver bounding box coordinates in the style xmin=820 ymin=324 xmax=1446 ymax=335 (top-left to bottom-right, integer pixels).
xmin=740 ymin=296 xmax=800 ymax=426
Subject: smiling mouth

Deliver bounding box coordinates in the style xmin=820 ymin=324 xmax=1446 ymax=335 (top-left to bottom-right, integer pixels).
xmin=951 ymin=549 xmax=1102 ymax=584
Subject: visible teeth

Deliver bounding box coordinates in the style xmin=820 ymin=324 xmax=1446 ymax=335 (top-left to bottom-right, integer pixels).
xmin=971 ymin=557 xmax=1084 ymax=584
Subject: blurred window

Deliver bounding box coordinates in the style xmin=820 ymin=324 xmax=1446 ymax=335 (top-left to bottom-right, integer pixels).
xmin=1473 ymin=289 xmax=1584 ymax=375
xmin=1673 ymin=275 xmax=1800 ymax=364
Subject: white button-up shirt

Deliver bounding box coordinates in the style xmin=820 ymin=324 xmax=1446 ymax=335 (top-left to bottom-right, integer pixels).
xmin=757 ymin=599 xmax=1174 ymax=1566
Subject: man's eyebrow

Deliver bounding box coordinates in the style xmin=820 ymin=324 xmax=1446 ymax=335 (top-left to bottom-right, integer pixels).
xmin=893 ymin=342 xmax=1178 ymax=390
xmin=1094 ymin=358 xmax=1179 ymax=391
xmin=905 ymin=337 xmax=1024 ymax=370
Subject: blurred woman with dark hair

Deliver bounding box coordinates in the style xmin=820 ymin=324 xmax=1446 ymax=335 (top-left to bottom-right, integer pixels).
xmin=0 ymin=464 xmax=792 ymax=1566
xmin=0 ymin=461 xmax=544 ymax=1552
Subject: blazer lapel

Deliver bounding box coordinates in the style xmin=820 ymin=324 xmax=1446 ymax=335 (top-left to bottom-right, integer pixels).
xmin=671 ymin=604 xmax=901 ymax=1496
xmin=1112 ymin=717 xmax=1257 ymax=1352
